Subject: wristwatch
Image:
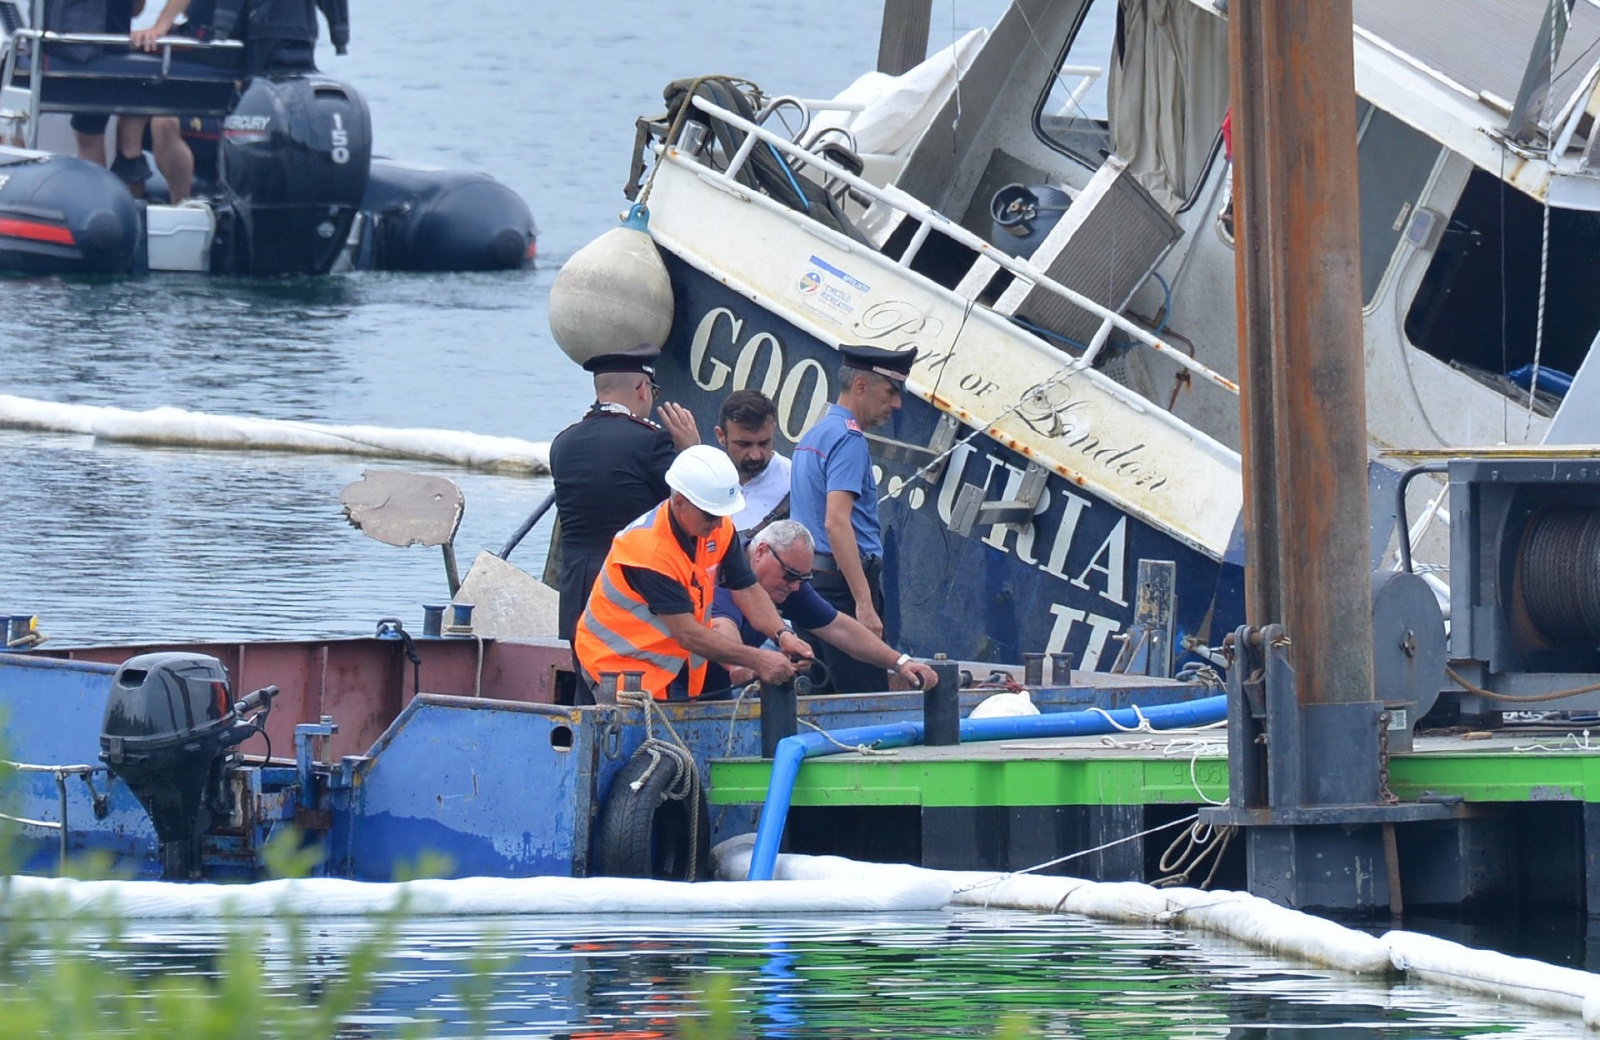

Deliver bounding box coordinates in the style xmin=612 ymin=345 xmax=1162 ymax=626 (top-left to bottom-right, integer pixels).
xmin=892 ymin=652 xmax=912 ymax=670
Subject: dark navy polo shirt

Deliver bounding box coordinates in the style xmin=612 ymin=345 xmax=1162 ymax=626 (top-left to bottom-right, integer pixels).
xmin=710 ymin=581 xmax=838 ymax=643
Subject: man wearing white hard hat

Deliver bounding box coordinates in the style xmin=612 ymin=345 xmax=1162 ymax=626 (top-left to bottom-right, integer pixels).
xmin=573 ymin=445 xmax=813 ymax=703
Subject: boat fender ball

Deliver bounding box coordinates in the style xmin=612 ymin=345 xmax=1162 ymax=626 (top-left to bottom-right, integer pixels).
xmin=968 ymin=690 xmax=1039 ymax=719
xmin=547 ymin=224 xmax=674 ymax=367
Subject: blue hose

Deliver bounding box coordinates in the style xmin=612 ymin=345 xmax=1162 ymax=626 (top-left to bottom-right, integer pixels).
xmin=745 ymin=695 xmax=1228 ymax=881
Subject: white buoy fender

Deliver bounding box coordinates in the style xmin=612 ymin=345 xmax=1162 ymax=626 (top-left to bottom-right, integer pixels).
xmin=968 ymin=690 xmax=1038 ymax=718
xmin=547 ymin=208 xmax=674 ymax=366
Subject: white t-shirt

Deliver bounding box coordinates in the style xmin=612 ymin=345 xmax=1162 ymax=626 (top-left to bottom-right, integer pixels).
xmin=732 ymin=452 xmax=792 ymax=533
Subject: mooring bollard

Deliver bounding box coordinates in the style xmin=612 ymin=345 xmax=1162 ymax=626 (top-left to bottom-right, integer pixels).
xmin=925 ymin=658 xmax=961 ymax=746
xmin=1022 ymin=652 xmax=1045 ymax=686
xmin=1051 ymin=651 xmax=1074 ymax=686
xmin=760 ymin=679 xmax=799 ymax=759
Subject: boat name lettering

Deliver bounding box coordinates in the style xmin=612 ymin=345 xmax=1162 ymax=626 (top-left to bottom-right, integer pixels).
xmin=1045 ymin=603 xmax=1123 ymax=670
xmin=689 ymin=307 xmax=831 ymax=440
xmin=932 ymin=443 xmax=1130 ymax=602
xmin=852 ymin=301 xmax=943 ymax=350
xmin=224 ymin=115 xmax=271 ymax=132
xmin=330 ymin=112 xmax=350 ymax=165
xmin=1018 ymin=380 xmax=1169 ymax=493
xmin=958 ymin=372 xmax=1000 ymax=397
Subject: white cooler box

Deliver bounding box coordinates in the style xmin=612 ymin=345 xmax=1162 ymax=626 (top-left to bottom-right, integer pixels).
xmin=146 ymin=203 xmax=216 ymax=272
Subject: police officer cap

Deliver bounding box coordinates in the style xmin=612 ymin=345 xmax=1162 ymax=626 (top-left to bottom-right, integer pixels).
xmin=839 ymin=343 xmax=917 ymax=382
xmin=582 ymin=352 xmax=658 ymax=377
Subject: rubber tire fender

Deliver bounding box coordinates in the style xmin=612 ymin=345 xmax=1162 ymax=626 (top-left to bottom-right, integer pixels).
xmin=595 ymin=746 xmax=711 ymax=881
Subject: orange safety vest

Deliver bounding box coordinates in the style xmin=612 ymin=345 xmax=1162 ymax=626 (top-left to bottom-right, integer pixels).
xmin=573 ymin=501 xmax=734 ymax=700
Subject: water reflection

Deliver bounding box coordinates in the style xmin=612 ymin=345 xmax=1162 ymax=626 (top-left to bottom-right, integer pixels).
xmin=14 ymin=910 xmax=1578 ymax=1038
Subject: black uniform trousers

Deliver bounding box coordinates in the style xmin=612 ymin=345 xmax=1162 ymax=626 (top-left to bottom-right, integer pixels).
xmin=807 ymin=555 xmax=886 ymax=695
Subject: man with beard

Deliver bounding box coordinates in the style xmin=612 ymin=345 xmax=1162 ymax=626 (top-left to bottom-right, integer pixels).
xmin=715 ymin=389 xmax=790 ymax=539
xmin=789 ymin=343 xmax=916 ymax=693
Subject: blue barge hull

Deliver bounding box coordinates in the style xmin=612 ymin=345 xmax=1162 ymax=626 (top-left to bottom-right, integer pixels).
xmin=1 ymin=636 xmax=1202 ymax=880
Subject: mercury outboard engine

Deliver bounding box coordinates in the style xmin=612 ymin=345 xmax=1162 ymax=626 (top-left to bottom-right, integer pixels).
xmin=214 ymin=73 xmax=372 ymax=275
xmin=99 ymin=653 xmax=277 ymax=879
xmin=356 ymin=160 xmax=536 ymax=271
xmin=0 ymin=151 xmax=142 ymax=275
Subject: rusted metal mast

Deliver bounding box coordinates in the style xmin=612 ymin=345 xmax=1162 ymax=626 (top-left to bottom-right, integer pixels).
xmin=877 ymin=0 xmax=932 ymax=76
xmin=1229 ymin=0 xmax=1373 ymax=706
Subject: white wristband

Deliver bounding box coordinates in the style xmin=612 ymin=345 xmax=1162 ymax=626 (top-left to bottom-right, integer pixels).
xmin=892 ymin=652 xmax=911 ymax=669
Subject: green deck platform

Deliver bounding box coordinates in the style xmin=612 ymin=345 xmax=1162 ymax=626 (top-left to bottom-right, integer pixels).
xmin=709 ymin=725 xmax=1600 ymax=912
xmin=711 ymin=728 xmax=1600 ymax=808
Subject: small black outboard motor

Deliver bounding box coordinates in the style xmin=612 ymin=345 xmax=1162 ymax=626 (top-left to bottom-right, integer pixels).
xmin=0 ymin=152 xmax=142 ymax=275
xmin=214 ymin=73 xmax=372 ymax=275
xmin=99 ymin=652 xmax=276 ymax=879
xmin=357 ymin=160 xmax=537 ymax=271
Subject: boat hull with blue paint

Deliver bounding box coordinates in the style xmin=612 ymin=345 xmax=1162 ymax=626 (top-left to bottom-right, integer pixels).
xmin=0 ymin=634 xmax=1206 ymax=881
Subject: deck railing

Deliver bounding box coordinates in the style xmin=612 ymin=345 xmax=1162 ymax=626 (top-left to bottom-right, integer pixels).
xmin=0 ymin=27 xmax=242 ymax=148
xmin=674 ymin=91 xmax=1240 ymax=405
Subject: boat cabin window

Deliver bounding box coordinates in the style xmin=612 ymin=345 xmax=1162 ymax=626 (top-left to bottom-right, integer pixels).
xmin=1356 ymin=101 xmax=1442 ymax=304
xmin=1035 ymin=0 xmax=1230 ymax=211
xmin=1405 ymin=170 xmax=1600 ymax=409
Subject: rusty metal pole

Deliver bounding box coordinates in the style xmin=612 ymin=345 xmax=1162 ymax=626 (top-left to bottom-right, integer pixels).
xmin=1229 ymin=0 xmax=1373 ymax=705
xmin=877 ymin=0 xmax=932 ymax=76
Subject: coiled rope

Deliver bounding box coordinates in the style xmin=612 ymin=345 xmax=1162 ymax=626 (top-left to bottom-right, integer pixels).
xmin=616 ymin=688 xmax=705 ymax=880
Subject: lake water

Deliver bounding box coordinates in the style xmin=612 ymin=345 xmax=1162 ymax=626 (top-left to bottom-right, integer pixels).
xmin=0 ymin=0 xmax=1006 ymax=647
xmin=2 ymin=2 xmax=1594 ymax=1035
xmin=14 ymin=909 xmax=1586 ymax=1038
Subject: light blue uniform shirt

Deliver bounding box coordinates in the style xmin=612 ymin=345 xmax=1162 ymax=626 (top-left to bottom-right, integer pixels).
xmin=790 ymin=404 xmax=882 ymax=558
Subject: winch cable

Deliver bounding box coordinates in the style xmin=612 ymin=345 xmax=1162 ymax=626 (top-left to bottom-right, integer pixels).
xmin=1445 ymin=664 xmax=1600 ymax=704
xmin=1523 ymin=0 xmax=1561 ymax=439
xmin=616 ymin=688 xmax=704 ymax=881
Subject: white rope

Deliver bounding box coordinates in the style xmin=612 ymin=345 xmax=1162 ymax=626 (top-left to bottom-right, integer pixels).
xmin=1162 ymin=735 xmax=1230 ymax=806
xmin=951 ymin=813 xmax=1200 ymax=899
xmin=1 ymin=760 xmax=103 ymax=774
xmin=474 ymin=634 xmax=485 ymax=698
xmin=1524 ymin=0 xmax=1560 ymax=437
xmin=1085 ymin=704 xmax=1153 ymax=733
xmin=0 ymin=811 xmax=61 ymax=829
xmin=1513 ymin=729 xmax=1595 ymax=753
xmin=721 ymin=684 xmax=762 ymax=761
xmin=616 ymin=687 xmax=705 ymax=879
xmin=799 ymin=718 xmax=899 ymax=756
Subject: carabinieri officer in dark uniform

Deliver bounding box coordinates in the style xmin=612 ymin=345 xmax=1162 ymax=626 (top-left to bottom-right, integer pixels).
xmin=548 ymin=352 xmax=699 ymax=659
xmin=789 ymin=343 xmax=917 ymax=693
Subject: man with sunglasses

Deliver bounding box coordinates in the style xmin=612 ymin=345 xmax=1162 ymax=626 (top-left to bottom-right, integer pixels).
xmin=574 ymin=446 xmax=812 ymax=703
xmin=702 ymin=520 xmax=938 ymax=695
xmin=548 ymin=351 xmax=700 ymax=658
